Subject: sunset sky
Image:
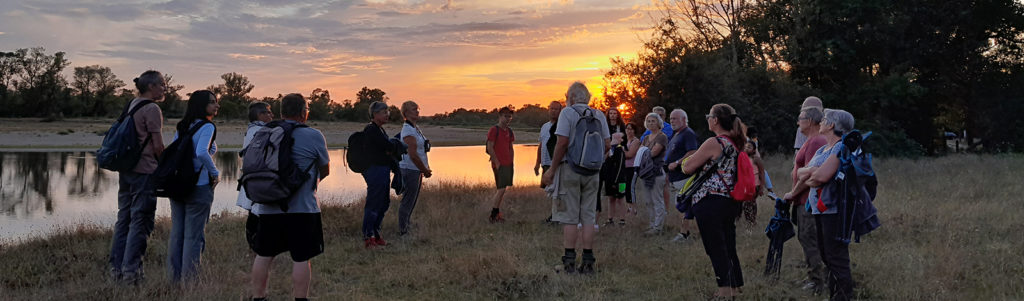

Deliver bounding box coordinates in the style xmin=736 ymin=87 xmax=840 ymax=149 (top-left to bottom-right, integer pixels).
xmin=0 ymin=0 xmax=656 ymax=114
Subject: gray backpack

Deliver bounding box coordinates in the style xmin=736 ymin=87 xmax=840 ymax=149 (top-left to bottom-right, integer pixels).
xmin=566 ymin=106 xmax=605 ymax=176
xmin=239 ymin=121 xmax=311 ymax=212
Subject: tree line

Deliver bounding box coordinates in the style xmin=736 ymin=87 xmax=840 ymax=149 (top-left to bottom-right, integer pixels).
xmin=601 ymin=0 xmax=1024 ymax=156
xmin=0 ymin=47 xmax=554 ymax=127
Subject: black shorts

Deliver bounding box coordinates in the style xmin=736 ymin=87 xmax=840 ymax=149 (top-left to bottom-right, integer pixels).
xmin=251 ymin=213 xmax=324 ymax=262
xmin=603 ymin=179 xmax=626 ymax=198
xmin=245 ymin=211 xmax=259 ymax=251
xmin=494 ymin=165 xmax=513 ymax=189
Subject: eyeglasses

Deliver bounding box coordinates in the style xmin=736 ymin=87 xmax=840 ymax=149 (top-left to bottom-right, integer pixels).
xmin=705 ymin=114 xmax=715 ymax=119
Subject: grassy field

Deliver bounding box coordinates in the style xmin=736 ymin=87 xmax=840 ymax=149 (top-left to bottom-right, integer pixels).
xmin=1 ymin=154 xmax=1022 ymax=300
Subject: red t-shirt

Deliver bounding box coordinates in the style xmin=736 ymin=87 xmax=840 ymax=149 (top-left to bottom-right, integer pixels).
xmin=791 ymin=135 xmax=827 ymax=205
xmin=487 ymin=126 xmax=515 ymax=166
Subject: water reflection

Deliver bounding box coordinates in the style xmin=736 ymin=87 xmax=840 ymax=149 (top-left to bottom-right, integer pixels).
xmin=0 ymin=145 xmax=542 ymax=242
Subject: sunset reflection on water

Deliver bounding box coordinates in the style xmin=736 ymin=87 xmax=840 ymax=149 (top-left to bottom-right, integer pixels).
xmin=0 ymin=145 xmax=542 ymax=242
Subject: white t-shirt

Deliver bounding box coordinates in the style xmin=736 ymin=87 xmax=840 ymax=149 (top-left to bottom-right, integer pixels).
xmin=399 ymin=122 xmax=429 ymax=171
xmin=539 ymin=121 xmax=554 ymax=166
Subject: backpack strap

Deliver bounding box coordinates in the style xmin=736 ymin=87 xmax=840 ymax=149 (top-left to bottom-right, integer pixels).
xmin=123 ymin=99 xmax=156 ymax=150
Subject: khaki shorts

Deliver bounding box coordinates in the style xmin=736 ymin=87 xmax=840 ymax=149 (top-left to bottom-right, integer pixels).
xmin=551 ymin=166 xmax=600 ymax=225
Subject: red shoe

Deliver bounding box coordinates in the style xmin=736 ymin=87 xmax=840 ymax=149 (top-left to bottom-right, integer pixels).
xmin=374 ymin=237 xmax=388 ymax=246
xmin=364 ymin=238 xmax=377 ymax=248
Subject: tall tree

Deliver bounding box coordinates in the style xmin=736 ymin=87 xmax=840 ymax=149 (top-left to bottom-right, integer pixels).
xmin=207 ymin=72 xmax=255 ymax=119
xmin=72 ymin=65 xmax=125 ymax=117
xmin=17 ymin=47 xmax=70 ymax=119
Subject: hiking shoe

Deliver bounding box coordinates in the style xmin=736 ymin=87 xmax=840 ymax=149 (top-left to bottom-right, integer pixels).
xmin=670 ymin=232 xmax=691 ymax=243
xmin=560 ymin=254 xmax=577 ymax=275
xmin=578 ymin=263 xmax=595 ymax=275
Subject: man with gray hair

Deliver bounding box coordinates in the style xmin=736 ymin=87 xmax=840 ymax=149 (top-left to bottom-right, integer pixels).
xmin=664 ymin=109 xmax=700 ymax=242
xmin=542 ymin=82 xmax=610 ymax=274
xmin=109 ymin=70 xmax=166 ymax=285
xmin=783 ymin=104 xmax=828 ymax=293
xmin=794 ymin=96 xmax=823 ymax=152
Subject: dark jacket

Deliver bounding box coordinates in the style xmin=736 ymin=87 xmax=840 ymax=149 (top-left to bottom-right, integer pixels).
xmin=363 ymin=123 xmax=393 ymax=167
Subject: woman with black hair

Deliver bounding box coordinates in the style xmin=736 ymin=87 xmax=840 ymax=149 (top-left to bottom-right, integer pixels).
xmin=682 ymin=103 xmax=747 ymax=298
xmin=166 ymin=90 xmax=220 ymax=283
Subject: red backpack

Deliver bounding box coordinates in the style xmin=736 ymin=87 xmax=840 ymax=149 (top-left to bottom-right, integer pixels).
xmin=718 ymin=135 xmax=757 ymax=202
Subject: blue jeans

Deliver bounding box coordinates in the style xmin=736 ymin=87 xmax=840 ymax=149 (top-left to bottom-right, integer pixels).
xmin=398 ymin=169 xmax=423 ymax=234
xmin=362 ymin=165 xmax=391 ymax=239
xmin=167 ymin=185 xmax=214 ymax=283
xmin=110 ymin=171 xmax=157 ymax=280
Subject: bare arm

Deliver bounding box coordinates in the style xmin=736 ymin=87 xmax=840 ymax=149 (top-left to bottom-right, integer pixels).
xmin=624 ymin=138 xmax=641 ymax=158
xmin=683 ymin=138 xmax=722 ymax=175
xmin=806 ymin=155 xmax=840 ymax=187
xmin=486 ymin=140 xmax=497 ymax=168
xmin=403 ymin=136 xmax=429 ymax=173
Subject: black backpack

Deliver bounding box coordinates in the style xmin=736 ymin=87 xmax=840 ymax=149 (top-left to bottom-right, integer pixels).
xmin=153 ymin=121 xmax=215 ymax=199
xmin=239 ymin=121 xmax=311 ymax=212
xmin=346 ymin=129 xmax=369 ymax=173
xmin=96 ymin=99 xmax=154 ymax=171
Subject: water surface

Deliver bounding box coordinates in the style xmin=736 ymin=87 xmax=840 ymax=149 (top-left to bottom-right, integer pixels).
xmin=0 ymin=145 xmax=542 ymax=243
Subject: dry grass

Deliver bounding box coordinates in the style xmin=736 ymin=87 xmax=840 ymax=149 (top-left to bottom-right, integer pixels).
xmin=1 ymin=154 xmax=1023 ymax=300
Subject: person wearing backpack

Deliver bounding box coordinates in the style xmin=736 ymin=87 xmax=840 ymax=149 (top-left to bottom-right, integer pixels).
xmin=541 ymin=82 xmax=610 ymax=275
xmin=238 ymin=102 xmax=274 ymax=250
xmin=362 ymin=101 xmax=396 ymax=247
xmin=398 ymin=100 xmax=431 ymax=236
xmin=535 ymin=101 xmax=562 ymax=224
xmin=799 ymin=109 xmax=857 ymax=301
xmin=682 ymin=103 xmax=748 ymax=298
xmin=166 ymin=90 xmax=220 ymax=283
xmin=486 ymin=106 xmax=515 ymax=223
xmin=107 ymin=70 xmax=166 ymax=285
xmin=248 ymin=94 xmax=330 ymax=301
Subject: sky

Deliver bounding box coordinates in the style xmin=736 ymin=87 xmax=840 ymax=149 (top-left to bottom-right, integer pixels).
xmin=0 ymin=0 xmax=656 ymax=115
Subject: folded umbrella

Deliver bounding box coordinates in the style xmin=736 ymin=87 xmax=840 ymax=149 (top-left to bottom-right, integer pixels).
xmin=764 ymin=191 xmax=795 ymax=279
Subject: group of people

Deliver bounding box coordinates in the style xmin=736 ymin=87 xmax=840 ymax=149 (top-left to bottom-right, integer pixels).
xmin=107 ymin=69 xmax=861 ymax=300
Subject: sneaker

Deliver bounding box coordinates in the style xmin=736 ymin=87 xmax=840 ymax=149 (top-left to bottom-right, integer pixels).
xmin=603 ymin=219 xmax=615 ymax=226
xmin=561 ymin=256 xmax=577 ymax=274
xmin=109 ymin=267 xmax=122 ymax=283
xmin=578 ymin=263 xmax=595 ymax=275
xmin=800 ymin=281 xmax=822 ymax=294
xmin=618 ymin=219 xmax=626 ymax=226
xmin=364 ymin=238 xmax=378 ymax=248
xmin=374 ymin=237 xmax=388 ymax=246
xmin=670 ymin=232 xmax=691 ymax=243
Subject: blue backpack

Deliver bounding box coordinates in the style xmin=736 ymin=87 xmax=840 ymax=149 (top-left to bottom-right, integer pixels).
xmin=96 ymin=100 xmax=154 ymax=172
xmin=822 ymin=130 xmax=881 ymax=244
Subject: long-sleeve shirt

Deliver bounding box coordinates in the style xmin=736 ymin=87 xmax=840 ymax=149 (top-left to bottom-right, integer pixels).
xmin=173 ymin=119 xmax=218 ymax=186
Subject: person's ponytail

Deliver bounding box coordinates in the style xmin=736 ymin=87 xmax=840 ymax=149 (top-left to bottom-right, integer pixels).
xmin=711 ymin=104 xmax=747 ymax=148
